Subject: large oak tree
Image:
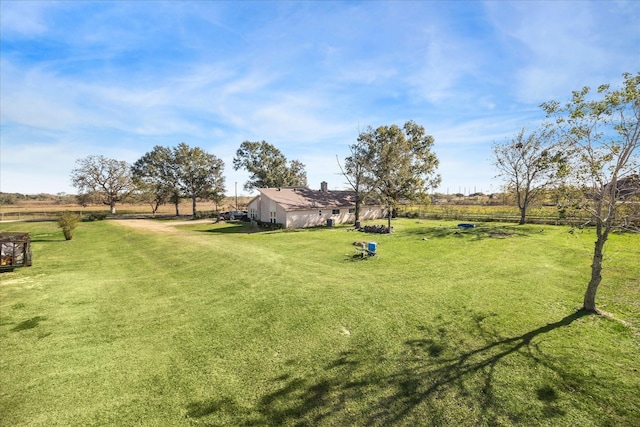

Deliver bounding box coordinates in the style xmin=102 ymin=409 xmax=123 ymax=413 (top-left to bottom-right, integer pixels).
xmin=173 ymin=143 xmax=225 ymax=218
xmin=132 ymin=146 xmax=181 ymax=215
xmin=71 ymin=155 xmax=134 ymax=214
xmin=133 ymin=143 xmax=225 ymax=218
xmin=357 ymin=121 xmax=441 ymax=231
xmin=233 ymin=141 xmax=307 ymax=191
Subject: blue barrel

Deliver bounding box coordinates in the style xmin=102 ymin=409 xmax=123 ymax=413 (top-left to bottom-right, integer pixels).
xmin=367 ymin=242 xmax=377 ymax=254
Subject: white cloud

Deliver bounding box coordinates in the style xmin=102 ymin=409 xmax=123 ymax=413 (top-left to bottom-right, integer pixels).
xmin=0 ymin=1 xmax=50 ymax=36
xmin=1 ymin=140 xmax=75 ymax=194
xmin=405 ymin=26 xmax=483 ymax=104
xmin=484 ymin=1 xmax=640 ymax=103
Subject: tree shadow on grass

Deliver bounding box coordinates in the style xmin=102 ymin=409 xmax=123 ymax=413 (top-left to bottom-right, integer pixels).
xmin=194 ymin=223 xmax=252 ymax=234
xmin=343 ymin=248 xmax=378 ymax=262
xmin=255 ymin=310 xmax=594 ymax=426
xmin=11 ymin=316 xmax=46 ymax=332
xmin=195 ymin=223 xmax=351 ymax=235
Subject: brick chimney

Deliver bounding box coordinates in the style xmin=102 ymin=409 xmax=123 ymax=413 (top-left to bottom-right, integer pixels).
xmin=320 ymin=181 xmax=328 ymax=192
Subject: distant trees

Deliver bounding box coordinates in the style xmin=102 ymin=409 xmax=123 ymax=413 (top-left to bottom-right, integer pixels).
xmin=542 ymin=72 xmax=640 ymax=313
xmin=351 ymin=121 xmax=441 ymax=231
xmin=70 ymin=155 xmax=134 ymax=214
xmin=492 ymin=127 xmax=568 ymax=224
xmin=71 ymin=144 xmax=225 ymax=218
xmin=0 ymin=193 xmax=19 ymax=205
xmin=233 ymin=141 xmax=307 ymax=191
xmin=133 ymin=143 xmax=225 ymax=219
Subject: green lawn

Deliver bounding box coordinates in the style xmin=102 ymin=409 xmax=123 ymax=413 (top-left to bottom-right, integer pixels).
xmin=1 ymin=219 xmax=638 ymax=426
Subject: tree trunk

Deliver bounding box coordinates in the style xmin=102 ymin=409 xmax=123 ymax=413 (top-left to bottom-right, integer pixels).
xmin=174 ymin=201 xmax=180 ymax=216
xmin=192 ymin=195 xmax=197 ymax=219
xmin=387 ymin=205 xmax=392 ymax=233
xmin=584 ymin=234 xmax=607 ymax=313
xmin=518 ymin=206 xmax=526 ymax=225
xmin=110 ymin=204 xmax=116 ymax=214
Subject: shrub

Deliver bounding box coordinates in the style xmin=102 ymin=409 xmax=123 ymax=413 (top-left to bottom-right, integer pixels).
xmin=57 ymin=211 xmax=81 ymax=240
xmin=86 ymin=213 xmax=107 ymax=221
xmin=195 ymin=211 xmax=216 ymax=219
xmin=256 ymin=220 xmax=283 ymax=230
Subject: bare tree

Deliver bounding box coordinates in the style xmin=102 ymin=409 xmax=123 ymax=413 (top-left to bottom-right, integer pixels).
xmin=71 ymin=155 xmax=134 ymax=214
xmin=542 ymin=72 xmax=640 ymax=313
xmin=492 ymin=127 xmax=568 ymax=224
xmin=337 ymin=141 xmax=375 ymax=225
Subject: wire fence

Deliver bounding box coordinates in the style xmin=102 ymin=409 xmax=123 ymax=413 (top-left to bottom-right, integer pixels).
xmin=397 ymin=205 xmax=592 ymax=226
xmin=1 ymin=204 xmax=592 ymax=226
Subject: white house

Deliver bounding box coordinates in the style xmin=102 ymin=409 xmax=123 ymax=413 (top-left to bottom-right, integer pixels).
xmin=247 ymin=182 xmax=387 ymax=229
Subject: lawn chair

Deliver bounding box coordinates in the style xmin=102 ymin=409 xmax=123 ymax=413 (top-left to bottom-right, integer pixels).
xmin=366 ymin=242 xmax=377 ymax=256
xmin=351 ymin=241 xmax=378 ymax=259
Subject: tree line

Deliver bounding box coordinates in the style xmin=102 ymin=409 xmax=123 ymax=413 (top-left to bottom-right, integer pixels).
xmin=70 ymin=141 xmax=309 ymax=218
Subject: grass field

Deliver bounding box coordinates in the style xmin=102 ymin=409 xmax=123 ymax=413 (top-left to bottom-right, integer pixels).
xmin=1 ymin=218 xmax=639 ymax=426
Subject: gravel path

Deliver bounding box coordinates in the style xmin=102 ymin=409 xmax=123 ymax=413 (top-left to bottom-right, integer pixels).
xmin=111 ymin=218 xmax=213 ymax=233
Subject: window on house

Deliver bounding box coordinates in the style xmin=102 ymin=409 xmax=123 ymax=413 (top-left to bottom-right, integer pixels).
xmin=270 ymin=211 xmax=276 ymax=224
xmin=332 ymin=209 xmax=340 ymax=215
xmin=348 ymin=208 xmax=355 ymax=214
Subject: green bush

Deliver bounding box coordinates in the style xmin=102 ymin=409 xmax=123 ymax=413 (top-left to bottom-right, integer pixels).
xmin=57 ymin=211 xmax=81 ymax=240
xmin=256 ymin=220 xmax=283 ymax=230
xmin=194 ymin=211 xmax=216 ymax=219
xmin=86 ymin=213 xmax=107 ymax=221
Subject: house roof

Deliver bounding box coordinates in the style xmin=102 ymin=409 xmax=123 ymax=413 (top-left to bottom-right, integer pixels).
xmin=615 ymin=174 xmax=639 ymax=198
xmin=259 ymin=187 xmax=357 ymax=211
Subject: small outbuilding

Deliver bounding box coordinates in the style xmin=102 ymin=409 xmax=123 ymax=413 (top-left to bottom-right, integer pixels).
xmin=0 ymin=232 xmax=33 ymax=272
xmin=247 ymin=182 xmax=387 ymax=229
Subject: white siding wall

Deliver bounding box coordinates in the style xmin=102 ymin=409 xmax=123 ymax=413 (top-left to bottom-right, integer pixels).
xmin=247 ymin=198 xmax=260 ymax=221
xmin=258 ymin=197 xmax=271 ymax=223
xmin=359 ymin=206 xmax=388 ymax=221
xmin=285 ymin=206 xmax=387 ymax=228
xmin=252 ymin=191 xmax=388 ymax=228
xmin=275 ymin=203 xmax=287 ymax=225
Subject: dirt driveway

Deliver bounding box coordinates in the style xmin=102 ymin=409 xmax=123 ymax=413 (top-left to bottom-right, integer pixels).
xmin=112 ymin=218 xmax=213 ymax=233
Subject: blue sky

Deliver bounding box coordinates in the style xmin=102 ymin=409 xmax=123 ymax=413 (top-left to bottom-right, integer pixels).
xmin=1 ymin=1 xmax=638 ymax=196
